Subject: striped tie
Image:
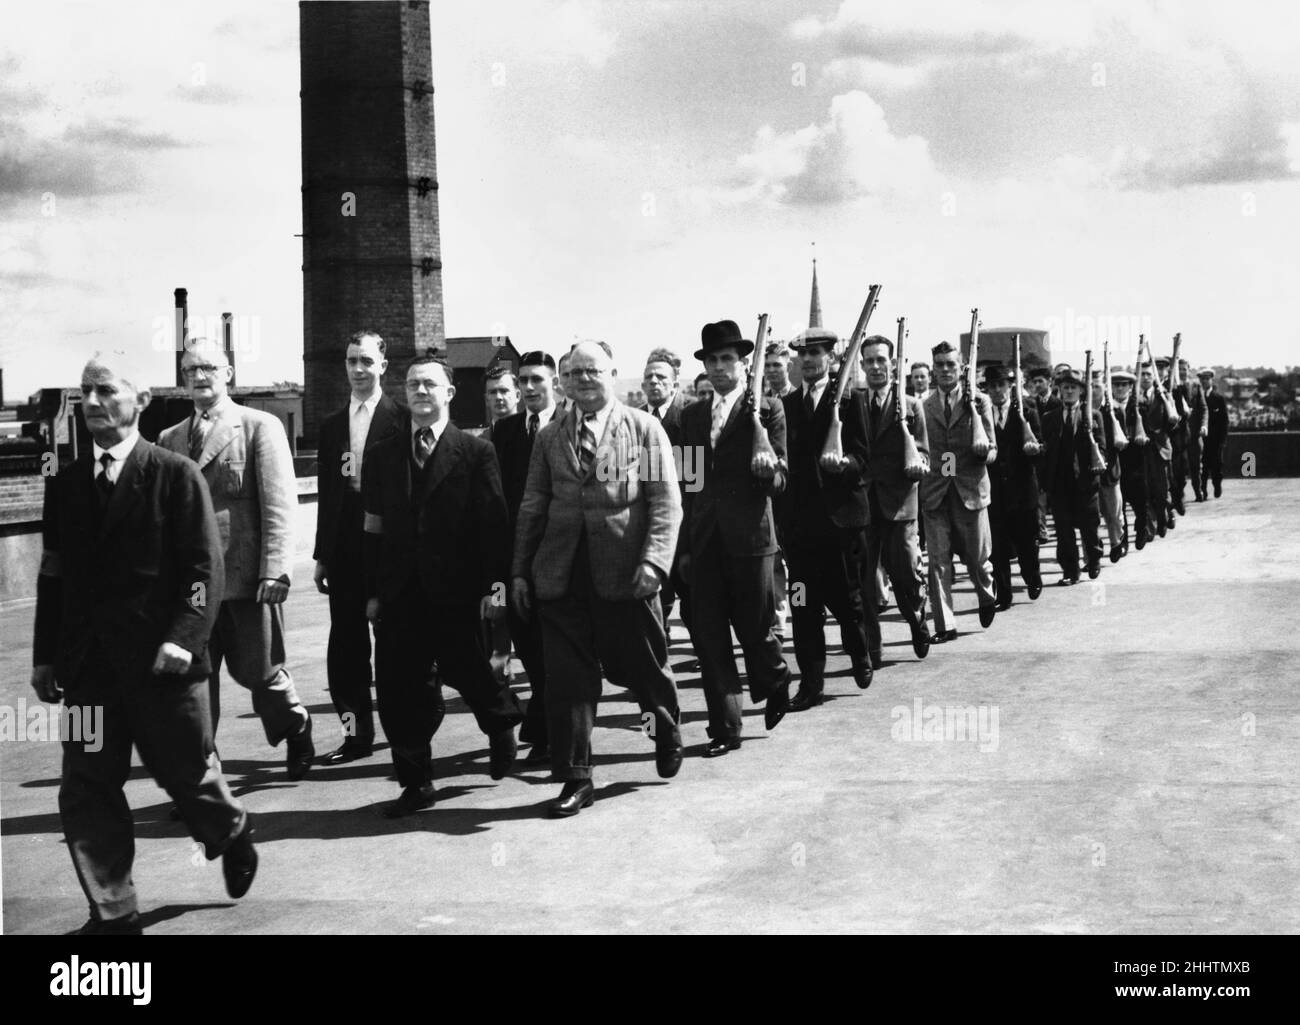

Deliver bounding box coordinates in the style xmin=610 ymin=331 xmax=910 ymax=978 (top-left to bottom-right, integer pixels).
xmin=578 ymin=413 xmax=597 ymax=473
xmin=188 ymin=411 xmax=211 ymax=461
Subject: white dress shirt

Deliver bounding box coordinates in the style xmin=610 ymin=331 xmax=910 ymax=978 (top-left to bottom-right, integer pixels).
xmin=93 ymin=431 xmax=141 ymax=484
xmin=348 ymin=392 xmax=381 ymax=491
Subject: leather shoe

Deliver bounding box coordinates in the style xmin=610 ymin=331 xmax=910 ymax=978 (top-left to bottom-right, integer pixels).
xmin=523 ymin=743 xmax=550 ymax=766
xmin=1027 ymin=580 xmax=1043 ymax=600
xmin=911 ymin=625 xmax=931 ymax=659
xmin=870 ymin=651 xmax=884 ymax=671
xmin=1135 ymin=534 xmax=1147 ymax=551
xmin=221 ymin=820 xmax=258 ymax=899
xmin=978 ymin=604 xmax=996 ymax=628
xmin=931 ymin=628 xmax=958 ymax=644
xmin=488 ymin=729 xmax=517 ymax=780
xmin=1213 ymin=482 xmax=1222 ymax=497
xmin=76 ymin=911 xmax=143 ymax=935
xmin=788 ymin=688 xmax=824 ymax=712
xmin=286 ymin=717 xmax=315 ymax=781
xmin=323 ymin=741 xmax=373 ymax=766
xmin=851 ymin=657 xmax=873 ymax=690
xmin=1087 ymin=562 xmax=1101 ymax=580
xmin=1109 ymin=544 xmax=1123 ymax=563
xmin=1058 ymin=575 xmax=1079 ymax=586
xmin=382 ymin=783 xmax=436 ymax=819
xmin=655 ymin=740 xmax=684 ymax=779
xmin=549 ymin=780 xmax=595 ymax=818
xmin=764 ymin=674 xmax=791 ymax=730
xmin=703 ymin=737 xmax=741 ymax=758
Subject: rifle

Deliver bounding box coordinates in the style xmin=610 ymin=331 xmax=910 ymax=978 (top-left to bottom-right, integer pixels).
xmin=966 ymin=308 xmax=992 ymax=459
xmin=1102 ymin=339 xmax=1128 ymax=452
xmin=1084 ymin=349 xmax=1107 ymax=473
xmin=1170 ymin=332 xmax=1188 ymax=425
xmin=1013 ymin=332 xmax=1040 ymax=451
xmin=895 ymin=316 xmax=925 ymax=478
xmin=747 ymin=313 xmax=779 ymax=476
xmin=820 ymin=284 xmax=883 ymax=466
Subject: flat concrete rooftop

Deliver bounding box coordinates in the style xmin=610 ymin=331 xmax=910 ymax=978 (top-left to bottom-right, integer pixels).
xmin=2 ymin=478 xmax=1297 ymax=934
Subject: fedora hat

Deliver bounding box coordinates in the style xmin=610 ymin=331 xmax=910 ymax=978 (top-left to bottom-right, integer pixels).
xmin=696 ymin=320 xmax=754 ymax=361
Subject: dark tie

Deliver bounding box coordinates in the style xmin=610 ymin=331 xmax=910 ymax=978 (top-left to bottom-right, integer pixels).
xmin=653 ymin=406 xmax=662 ymax=421
xmin=413 ymin=426 xmax=435 ymax=468
xmin=527 ymin=413 xmax=539 ymax=441
xmin=95 ymin=452 xmax=115 ymax=510
xmin=578 ymin=414 xmax=597 ymax=473
xmin=188 ymin=410 xmax=211 ymax=461
xmin=944 ymin=393 xmax=952 ymax=420
xmin=804 ymin=388 xmax=815 ymax=420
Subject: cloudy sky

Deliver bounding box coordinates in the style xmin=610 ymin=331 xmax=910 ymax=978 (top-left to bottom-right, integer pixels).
xmin=2 ymin=0 xmax=1298 ymax=399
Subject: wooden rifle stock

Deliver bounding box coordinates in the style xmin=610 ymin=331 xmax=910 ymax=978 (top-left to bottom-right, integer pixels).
xmin=1103 ymin=339 xmax=1128 ymax=451
xmin=967 ymin=308 xmax=991 ymax=459
xmin=820 ymin=284 xmax=882 ymax=466
xmin=1084 ymin=349 xmax=1107 ymax=473
xmin=896 ymin=316 xmax=924 ymax=476
xmin=748 ymin=313 xmax=778 ymax=473
xmin=1013 ymin=332 xmax=1039 ymax=449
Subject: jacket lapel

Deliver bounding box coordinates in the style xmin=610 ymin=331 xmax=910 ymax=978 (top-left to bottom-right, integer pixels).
xmin=196 ymin=400 xmax=237 ymax=468
xmin=99 ymin=440 xmax=148 ymax=539
xmin=559 ymin=406 xmax=583 ymax=476
xmin=424 ymin=422 xmax=462 ymax=494
xmin=713 ymin=393 xmax=746 ymax=450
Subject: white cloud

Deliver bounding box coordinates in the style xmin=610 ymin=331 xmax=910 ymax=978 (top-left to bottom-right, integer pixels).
xmin=723 ymin=91 xmax=937 ymax=207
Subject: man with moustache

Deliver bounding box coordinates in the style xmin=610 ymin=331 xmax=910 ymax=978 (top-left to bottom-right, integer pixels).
xmin=313 ymin=330 xmax=406 ymax=764
xmin=983 ymin=364 xmax=1044 ymax=608
xmin=33 ymin=353 xmax=256 ymax=935
xmin=781 ymin=328 xmax=873 ymax=710
xmin=920 ymin=341 xmax=998 ymax=643
xmin=512 ymin=341 xmax=683 ymax=817
xmin=858 ymin=336 xmax=932 ymax=663
xmin=676 ymin=320 xmax=791 ymax=756
xmin=492 ymin=350 xmax=561 ymax=765
xmin=1040 ymin=369 xmax=1105 ymax=585
xmin=485 ymin=365 xmax=521 ymax=429
xmin=362 ymin=354 xmax=523 ymax=817
xmin=1110 ymin=371 xmax=1150 ymax=550
xmin=159 ymin=339 xmax=313 ymax=779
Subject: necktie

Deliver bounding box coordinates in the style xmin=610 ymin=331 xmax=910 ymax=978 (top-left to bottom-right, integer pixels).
xmin=804 ymin=387 xmax=815 ymax=420
xmin=944 ymin=392 xmax=952 ymax=420
xmin=996 ymin=404 xmax=1006 ymax=430
xmin=188 ymin=410 xmax=212 ymax=461
xmin=578 ymin=414 xmax=597 ymax=472
xmin=710 ymin=397 xmax=728 ymax=448
xmin=413 ymin=426 xmax=435 ymax=468
xmin=653 ymin=405 xmax=662 ymax=421
xmin=96 ymin=452 xmax=115 ymax=509
xmin=527 ymin=413 xmax=539 ymax=440
xmin=349 ymin=402 xmax=371 ymax=491
xmin=870 ymin=394 xmax=882 ymax=435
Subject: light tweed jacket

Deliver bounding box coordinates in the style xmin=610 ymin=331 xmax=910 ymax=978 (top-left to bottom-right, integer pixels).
xmin=158 ymin=395 xmax=296 ymax=600
xmin=512 ymin=400 xmax=681 ymax=602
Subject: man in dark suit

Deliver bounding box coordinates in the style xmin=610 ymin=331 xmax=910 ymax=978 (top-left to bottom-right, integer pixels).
xmin=984 ymin=364 xmax=1045 ymax=605
xmin=1138 ymin=360 xmax=1180 ymax=538
xmin=1180 ymin=359 xmax=1206 ymax=503
xmin=362 ymin=354 xmax=523 ymax=818
xmin=512 ymin=340 xmax=683 ymax=818
xmin=858 ymin=335 xmax=931 ymax=663
xmin=492 ymin=350 xmax=561 ymax=765
xmin=1027 ymin=366 xmax=1058 ymax=542
xmin=1040 ymin=369 xmax=1105 ymax=584
xmin=312 ymin=330 xmax=406 ymax=764
xmin=677 ymin=320 xmax=791 ymax=756
xmin=638 ymin=347 xmax=690 ymax=634
xmin=1112 ymin=372 xmax=1151 ymax=551
xmin=1197 ymin=368 xmax=1229 ymax=498
xmin=32 ymin=354 xmax=257 ymax=935
xmin=780 ymin=328 xmax=873 ymax=711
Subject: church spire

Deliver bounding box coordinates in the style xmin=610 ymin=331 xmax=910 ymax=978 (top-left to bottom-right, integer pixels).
xmin=808 ymin=244 xmax=822 ymax=328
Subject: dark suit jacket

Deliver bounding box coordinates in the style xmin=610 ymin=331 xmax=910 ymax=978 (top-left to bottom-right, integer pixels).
xmin=362 ymin=422 xmax=510 ymax=609
xmin=313 ymin=394 xmax=406 ymax=564
xmin=33 ymin=439 xmax=224 ymax=688
xmin=988 ymin=401 xmax=1042 ymax=511
xmin=1041 ymin=405 xmax=1105 ymax=498
xmin=859 ymin=389 xmax=930 ymax=522
xmin=779 ymin=382 xmax=870 ymax=540
xmin=1204 ymin=389 xmax=1229 ymax=441
xmin=639 ymin=392 xmax=687 ymax=448
xmin=679 ymin=393 xmax=786 ymax=559
xmin=491 ymin=407 xmax=555 ymax=532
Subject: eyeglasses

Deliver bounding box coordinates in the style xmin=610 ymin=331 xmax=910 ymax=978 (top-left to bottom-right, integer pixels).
xmin=182 ymin=365 xmax=222 ymax=378
xmin=569 ymin=368 xmax=607 ymax=380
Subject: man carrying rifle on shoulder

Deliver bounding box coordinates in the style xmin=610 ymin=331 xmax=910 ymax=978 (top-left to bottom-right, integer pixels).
xmin=1040 ymin=368 xmax=1105 ymax=584
xmin=1138 ymin=354 xmax=1179 ymax=540
xmin=984 ymin=364 xmax=1044 ymax=608
xmin=1110 ymin=370 xmax=1150 ymax=551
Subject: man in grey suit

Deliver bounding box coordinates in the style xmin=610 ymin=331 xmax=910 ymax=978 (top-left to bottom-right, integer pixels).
xmin=159 ymin=339 xmax=314 ymax=779
xmin=512 ymin=340 xmax=684 ymax=818
xmin=921 ymin=341 xmax=999 ymax=643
